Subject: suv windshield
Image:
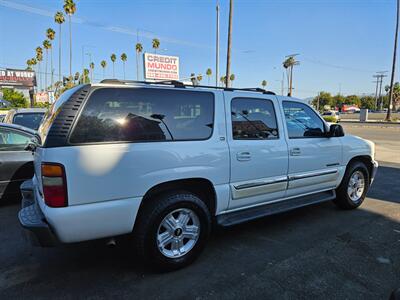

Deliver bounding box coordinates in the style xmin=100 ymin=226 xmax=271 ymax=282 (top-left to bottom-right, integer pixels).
xmin=13 ymin=113 xmax=45 ymax=130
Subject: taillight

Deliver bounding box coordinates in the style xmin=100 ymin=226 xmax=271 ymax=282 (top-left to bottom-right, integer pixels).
xmin=41 ymin=163 xmax=68 ymax=207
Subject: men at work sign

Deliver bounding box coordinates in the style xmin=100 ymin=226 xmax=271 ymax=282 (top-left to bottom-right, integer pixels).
xmin=144 ymin=53 xmax=179 ymax=81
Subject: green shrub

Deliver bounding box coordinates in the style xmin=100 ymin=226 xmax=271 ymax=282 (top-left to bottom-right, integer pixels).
xmin=1 ymin=88 xmax=28 ymax=108
xmin=322 ymin=116 xmax=338 ymax=123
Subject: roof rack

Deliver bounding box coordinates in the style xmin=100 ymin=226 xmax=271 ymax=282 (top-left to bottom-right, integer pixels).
xmin=99 ymin=79 xmax=275 ymax=95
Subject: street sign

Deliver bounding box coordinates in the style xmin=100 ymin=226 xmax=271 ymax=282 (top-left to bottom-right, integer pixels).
xmin=144 ymin=53 xmax=179 ymax=81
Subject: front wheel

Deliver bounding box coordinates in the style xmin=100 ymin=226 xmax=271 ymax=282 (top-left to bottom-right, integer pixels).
xmin=334 ymin=161 xmax=370 ymax=209
xmin=133 ymin=191 xmax=211 ymax=271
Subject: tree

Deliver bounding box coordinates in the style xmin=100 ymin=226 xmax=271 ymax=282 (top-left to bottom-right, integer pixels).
xmin=54 ymin=11 xmax=65 ymax=82
xmin=89 ymin=62 xmax=94 ymax=82
xmin=229 ymin=74 xmax=235 ymax=87
xmin=345 ymin=95 xmax=361 ymax=107
xmin=152 ymin=38 xmax=160 ymax=54
xmin=206 ymin=68 xmax=212 ymax=85
xmin=46 ymin=28 xmax=56 ymax=89
xmin=43 ymin=40 xmax=51 ymax=91
xmin=196 ymin=74 xmax=203 ymax=84
xmin=100 ymin=60 xmax=107 ymax=79
xmin=331 ymin=94 xmax=346 ymax=110
xmin=360 ymin=96 xmax=376 ymax=110
xmin=261 ymin=80 xmax=267 ymax=89
xmin=312 ymin=91 xmax=332 ymax=111
xmin=110 ymin=54 xmax=116 ymax=77
xmin=81 ymin=68 xmax=90 ymax=84
xmin=36 ymin=47 xmax=43 ymax=91
xmin=386 ymin=82 xmax=400 ymax=110
xmin=283 ymin=56 xmax=299 ymax=96
xmin=63 ymin=0 xmax=76 ymax=78
xmin=1 ymin=88 xmax=28 ymax=108
xmin=26 ymin=59 xmax=32 ymax=70
xmin=220 ymin=76 xmax=226 ymax=86
xmin=135 ymin=43 xmax=143 ymax=80
xmin=225 ymin=0 xmax=233 ymax=88
xmin=121 ymin=53 xmax=127 ymax=79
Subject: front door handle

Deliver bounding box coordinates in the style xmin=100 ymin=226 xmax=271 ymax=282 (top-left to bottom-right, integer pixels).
xmin=290 ymin=147 xmax=301 ymax=156
xmin=236 ymin=151 xmax=251 ymax=161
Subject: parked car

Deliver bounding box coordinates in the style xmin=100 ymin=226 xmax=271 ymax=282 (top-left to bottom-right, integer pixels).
xmin=19 ymin=81 xmax=378 ymax=270
xmin=322 ymin=110 xmax=341 ymax=123
xmin=3 ymin=108 xmax=46 ymax=130
xmin=0 ymin=123 xmax=37 ymax=202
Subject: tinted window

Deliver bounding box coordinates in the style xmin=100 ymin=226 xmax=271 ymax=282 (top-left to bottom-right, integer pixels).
xmin=0 ymin=128 xmax=31 ymax=151
xmin=283 ymin=101 xmax=325 ymax=138
xmin=13 ymin=113 xmax=44 ymax=130
xmin=70 ymin=88 xmax=214 ymax=143
xmin=231 ymin=98 xmax=278 ymax=140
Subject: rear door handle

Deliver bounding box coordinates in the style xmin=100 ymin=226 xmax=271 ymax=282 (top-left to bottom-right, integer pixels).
xmin=290 ymin=147 xmax=301 ymax=156
xmin=236 ymin=151 xmax=251 ymax=161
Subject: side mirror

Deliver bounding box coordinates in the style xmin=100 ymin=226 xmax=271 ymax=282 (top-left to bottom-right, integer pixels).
xmin=327 ymin=124 xmax=344 ymax=137
xmin=24 ymin=136 xmax=41 ymax=152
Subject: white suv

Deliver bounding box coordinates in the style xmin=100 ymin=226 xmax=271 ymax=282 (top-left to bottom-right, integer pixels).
xmin=19 ymin=80 xmax=378 ymax=270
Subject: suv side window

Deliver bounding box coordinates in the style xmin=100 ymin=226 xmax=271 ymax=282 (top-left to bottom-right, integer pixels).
xmin=231 ymin=97 xmax=279 ymax=140
xmin=283 ymin=101 xmax=325 ymax=138
xmin=70 ymin=88 xmax=214 ymax=144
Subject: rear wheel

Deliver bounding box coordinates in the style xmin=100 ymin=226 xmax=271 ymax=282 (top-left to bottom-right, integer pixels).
xmin=133 ymin=191 xmax=211 ymax=271
xmin=334 ymin=161 xmax=370 ymax=209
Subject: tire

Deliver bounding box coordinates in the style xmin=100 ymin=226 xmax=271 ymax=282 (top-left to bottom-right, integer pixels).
xmin=334 ymin=161 xmax=370 ymax=209
xmin=133 ymin=191 xmax=211 ymax=271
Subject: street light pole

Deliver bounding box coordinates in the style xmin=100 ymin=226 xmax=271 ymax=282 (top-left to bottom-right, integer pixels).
xmin=225 ymin=0 xmax=233 ymax=88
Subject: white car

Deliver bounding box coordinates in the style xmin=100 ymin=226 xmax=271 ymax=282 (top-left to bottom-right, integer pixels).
xmin=19 ymin=81 xmax=378 ymax=270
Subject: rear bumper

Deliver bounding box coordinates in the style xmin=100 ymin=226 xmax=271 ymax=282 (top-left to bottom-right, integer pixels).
xmin=371 ymin=160 xmax=378 ymax=184
xmin=18 ymin=180 xmax=57 ymax=247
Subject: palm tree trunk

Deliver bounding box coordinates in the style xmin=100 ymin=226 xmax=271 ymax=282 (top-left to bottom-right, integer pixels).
xmin=225 ymin=0 xmax=233 ymax=88
xmin=45 ymin=49 xmax=48 ymax=91
xmin=136 ymin=52 xmax=139 ymax=80
xmin=289 ymin=65 xmax=293 ymax=97
xmin=112 ymin=63 xmax=115 ymax=78
xmin=38 ymin=61 xmax=41 ymax=91
xmin=387 ymin=0 xmax=400 ymax=121
xmin=123 ymin=62 xmax=126 ymax=79
xmin=59 ymin=24 xmax=62 ymax=83
xmin=69 ymin=14 xmax=72 ymax=78
xmin=103 ymin=68 xmax=105 ymax=79
xmin=51 ymin=48 xmax=53 ymax=90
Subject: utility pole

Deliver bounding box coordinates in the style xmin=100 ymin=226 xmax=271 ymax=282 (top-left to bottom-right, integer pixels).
xmin=225 ymin=0 xmax=233 ymax=88
xmin=373 ymin=71 xmax=388 ymax=111
xmin=284 ymin=54 xmax=300 ymax=97
xmin=372 ymin=79 xmax=379 ymax=110
xmin=387 ymin=0 xmax=400 ymax=121
xmin=216 ymin=3 xmax=220 ymax=87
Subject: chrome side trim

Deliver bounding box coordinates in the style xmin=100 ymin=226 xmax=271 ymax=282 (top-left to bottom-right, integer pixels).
xmin=288 ymin=169 xmax=338 ymax=181
xmin=234 ymin=176 xmax=288 ymax=190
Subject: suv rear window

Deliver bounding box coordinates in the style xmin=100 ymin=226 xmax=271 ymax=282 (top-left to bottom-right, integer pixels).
xmin=70 ymin=88 xmax=214 ymax=144
xmin=13 ymin=113 xmax=44 ymax=130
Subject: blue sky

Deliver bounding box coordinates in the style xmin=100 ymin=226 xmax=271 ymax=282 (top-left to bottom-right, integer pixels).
xmin=0 ymin=0 xmax=396 ymax=98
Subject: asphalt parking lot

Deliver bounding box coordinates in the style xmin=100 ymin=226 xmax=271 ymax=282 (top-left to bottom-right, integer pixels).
xmin=1 ymin=124 xmax=399 ymax=299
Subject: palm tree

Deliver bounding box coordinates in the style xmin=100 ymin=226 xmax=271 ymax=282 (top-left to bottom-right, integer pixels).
xmin=54 ymin=11 xmax=65 ymax=82
xmin=230 ymin=74 xmax=235 ymax=87
xmin=63 ymin=0 xmax=76 ymax=78
xmin=26 ymin=59 xmax=32 ymax=70
xmin=100 ymin=60 xmax=107 ymax=79
xmin=197 ymin=74 xmax=203 ymax=84
xmin=121 ymin=53 xmax=127 ymax=79
xmin=225 ymin=0 xmax=233 ymax=88
xmin=283 ymin=56 xmax=299 ymax=96
xmin=152 ymin=38 xmax=160 ymax=54
xmin=220 ymin=76 xmax=226 ymax=86
xmin=206 ymin=68 xmax=212 ymax=85
xmin=43 ymin=40 xmax=51 ymax=91
xmin=261 ymin=80 xmax=267 ymax=89
xmin=46 ymin=28 xmax=56 ymax=89
xmin=135 ymin=43 xmax=143 ymax=80
xmin=110 ymin=54 xmax=116 ymax=77
xmin=82 ymin=68 xmax=90 ymax=84
xmin=89 ymin=62 xmax=94 ymax=82
xmin=36 ymin=47 xmax=43 ymax=90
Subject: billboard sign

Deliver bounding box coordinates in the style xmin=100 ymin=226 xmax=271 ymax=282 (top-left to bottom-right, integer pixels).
xmin=144 ymin=53 xmax=179 ymax=81
xmin=35 ymin=92 xmax=49 ymax=103
xmin=0 ymin=69 xmax=36 ymax=87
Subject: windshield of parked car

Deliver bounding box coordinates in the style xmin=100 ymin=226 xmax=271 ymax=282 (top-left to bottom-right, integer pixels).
xmin=13 ymin=113 xmax=45 ymax=130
